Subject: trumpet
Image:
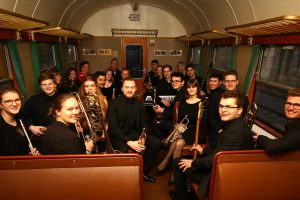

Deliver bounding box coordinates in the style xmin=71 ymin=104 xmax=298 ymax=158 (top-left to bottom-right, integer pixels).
xmin=19 ymin=119 xmax=38 ymax=156
xmin=137 ymin=128 xmax=147 ymax=154
xmin=245 ymin=102 xmax=257 ymax=128
xmin=162 ymin=115 xmax=189 ymax=144
xmin=153 ymin=88 xmax=163 ymax=124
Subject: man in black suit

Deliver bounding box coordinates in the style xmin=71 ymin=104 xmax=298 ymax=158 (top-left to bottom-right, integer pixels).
xmin=169 ymin=91 xmax=254 ymax=200
xmin=255 ymin=88 xmax=300 ymax=153
xmin=109 ymin=58 xmax=122 ymax=86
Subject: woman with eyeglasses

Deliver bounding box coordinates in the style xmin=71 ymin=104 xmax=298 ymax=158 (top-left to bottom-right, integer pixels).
xmin=0 ymin=86 xmax=36 ymax=155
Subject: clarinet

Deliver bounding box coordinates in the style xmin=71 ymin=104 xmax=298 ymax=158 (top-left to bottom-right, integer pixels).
xmin=200 ymin=62 xmax=213 ymax=92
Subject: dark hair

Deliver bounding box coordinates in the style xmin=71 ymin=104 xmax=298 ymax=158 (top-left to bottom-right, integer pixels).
xmin=224 ymin=70 xmax=238 ymax=80
xmin=185 ymin=79 xmax=201 ymax=99
xmin=64 ymin=67 xmax=77 ymax=78
xmin=163 ymin=64 xmax=172 ymax=71
xmin=171 ymin=72 xmax=184 ymax=81
xmin=122 ymin=77 xmax=136 ymax=86
xmin=177 ymin=61 xmax=183 ymax=66
xmin=209 ymin=72 xmax=223 ymax=82
xmin=38 ymin=71 xmax=55 ymax=84
xmin=221 ymin=91 xmax=243 ymax=108
xmin=80 ymin=61 xmax=90 ymax=71
xmin=94 ymin=71 xmax=106 ymax=80
xmin=151 ymin=59 xmax=159 ymax=65
xmin=50 ymin=93 xmax=76 ymax=117
xmin=110 ymin=58 xmax=118 ymax=63
xmin=0 ymin=86 xmax=20 ymax=102
xmin=288 ymin=88 xmax=300 ymax=97
xmin=185 ymin=63 xmax=195 ymax=70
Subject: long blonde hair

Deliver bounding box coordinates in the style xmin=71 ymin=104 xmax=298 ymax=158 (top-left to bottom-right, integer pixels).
xmin=78 ymin=76 xmax=107 ymax=120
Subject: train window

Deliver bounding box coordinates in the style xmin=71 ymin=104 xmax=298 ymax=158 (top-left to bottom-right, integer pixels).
xmin=189 ymin=46 xmax=202 ymax=76
xmin=0 ymin=42 xmax=12 ymax=85
xmin=67 ymin=44 xmax=76 ymax=64
xmin=214 ymin=45 xmax=233 ymax=71
xmin=254 ymin=45 xmax=300 ymax=132
xmin=38 ymin=43 xmax=56 ymax=71
xmin=125 ymin=45 xmax=143 ymax=78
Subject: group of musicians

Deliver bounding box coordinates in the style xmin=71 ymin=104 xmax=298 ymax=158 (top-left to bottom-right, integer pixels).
xmin=0 ymin=58 xmax=299 ymax=200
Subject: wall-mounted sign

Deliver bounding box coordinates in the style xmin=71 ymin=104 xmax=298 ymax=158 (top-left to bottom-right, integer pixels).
xmin=154 ymin=50 xmax=167 ymax=56
xmin=98 ymin=49 xmax=112 ymax=56
xmin=82 ymin=49 xmax=96 ymax=55
xmin=169 ymin=50 xmax=182 ymax=56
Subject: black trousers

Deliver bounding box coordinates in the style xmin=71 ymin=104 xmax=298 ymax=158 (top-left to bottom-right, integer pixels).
xmin=152 ymin=119 xmax=173 ymax=139
xmin=172 ymin=157 xmax=209 ymax=199
xmin=112 ymin=134 xmax=162 ymax=173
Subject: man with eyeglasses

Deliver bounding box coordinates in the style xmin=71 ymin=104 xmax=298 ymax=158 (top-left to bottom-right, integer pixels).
xmin=153 ymin=72 xmax=185 ymax=139
xmin=223 ymin=70 xmax=249 ymax=116
xmin=169 ymin=91 xmax=254 ymax=200
xmin=255 ymin=88 xmax=300 ymax=153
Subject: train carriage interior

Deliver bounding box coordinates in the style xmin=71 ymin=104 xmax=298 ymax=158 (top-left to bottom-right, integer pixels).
xmin=0 ymin=0 xmax=300 ymax=200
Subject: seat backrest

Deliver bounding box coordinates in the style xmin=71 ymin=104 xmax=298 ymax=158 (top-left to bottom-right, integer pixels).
xmin=209 ymin=150 xmax=300 ymax=200
xmin=0 ymin=154 xmax=143 ymax=200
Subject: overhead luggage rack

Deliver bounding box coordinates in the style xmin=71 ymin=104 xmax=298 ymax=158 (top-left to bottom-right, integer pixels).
xmin=225 ymin=15 xmax=300 ymax=36
xmin=191 ymin=29 xmax=236 ymax=40
xmin=176 ymin=35 xmax=202 ymax=42
xmin=0 ymin=8 xmax=48 ymax=30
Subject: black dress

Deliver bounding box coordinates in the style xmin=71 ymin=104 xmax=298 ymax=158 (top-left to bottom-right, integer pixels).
xmin=101 ymin=83 xmax=115 ymax=101
xmin=0 ymin=115 xmax=29 ymax=155
xmin=42 ymin=121 xmax=86 ymax=154
xmin=178 ymin=100 xmax=204 ymax=145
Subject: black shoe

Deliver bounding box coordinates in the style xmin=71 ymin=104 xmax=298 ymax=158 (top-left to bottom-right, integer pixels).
xmin=168 ymin=190 xmax=181 ymax=200
xmin=143 ymin=173 xmax=156 ymax=183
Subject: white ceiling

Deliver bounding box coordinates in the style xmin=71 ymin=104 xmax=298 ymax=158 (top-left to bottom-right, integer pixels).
xmin=0 ymin=0 xmax=300 ymax=36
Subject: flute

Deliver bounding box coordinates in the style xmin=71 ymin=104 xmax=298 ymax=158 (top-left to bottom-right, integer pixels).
xmin=19 ymin=119 xmax=38 ymax=156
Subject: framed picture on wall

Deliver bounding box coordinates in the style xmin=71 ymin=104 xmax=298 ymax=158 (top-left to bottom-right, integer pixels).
xmin=154 ymin=50 xmax=167 ymax=56
xmin=169 ymin=49 xmax=182 ymax=56
xmin=82 ymin=49 xmax=96 ymax=55
xmin=98 ymin=49 xmax=112 ymax=56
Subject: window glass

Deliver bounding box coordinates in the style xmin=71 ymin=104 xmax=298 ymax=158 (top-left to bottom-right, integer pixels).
xmin=254 ymin=45 xmax=300 ymax=132
xmin=214 ymin=46 xmax=232 ymax=71
xmin=38 ymin=43 xmax=56 ymax=71
xmin=125 ymin=45 xmax=143 ymax=78
xmin=0 ymin=43 xmax=12 ymax=84
xmin=189 ymin=45 xmax=201 ymax=76
xmin=67 ymin=44 xmax=76 ymax=64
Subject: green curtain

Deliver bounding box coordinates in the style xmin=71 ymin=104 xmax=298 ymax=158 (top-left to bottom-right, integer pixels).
xmin=199 ymin=46 xmax=204 ymax=77
xmin=54 ymin=43 xmax=63 ymax=72
xmin=6 ymin=40 xmax=27 ymax=100
xmin=30 ymin=41 xmax=40 ymax=94
xmin=230 ymin=45 xmax=237 ymax=69
xmin=242 ymin=45 xmax=261 ymax=95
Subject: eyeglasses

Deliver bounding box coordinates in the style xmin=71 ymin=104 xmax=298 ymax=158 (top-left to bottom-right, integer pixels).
xmin=2 ymin=98 xmax=21 ymax=106
xmin=224 ymin=80 xmax=237 ymax=84
xmin=219 ymin=104 xmax=239 ymax=110
xmin=285 ymin=102 xmax=300 ymax=110
xmin=171 ymin=80 xmax=182 ymax=83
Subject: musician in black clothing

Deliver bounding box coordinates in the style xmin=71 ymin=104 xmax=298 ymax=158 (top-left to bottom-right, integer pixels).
xmin=0 ymin=87 xmax=34 ymax=155
xmin=107 ymin=78 xmax=162 ymax=183
xmin=185 ymin=64 xmax=206 ymax=95
xmin=223 ymin=70 xmax=249 ymax=116
xmin=109 ymin=58 xmax=122 ymax=86
xmin=169 ymin=91 xmax=254 ymax=200
xmin=153 ymin=72 xmax=185 ymax=139
xmin=255 ymin=88 xmax=300 ymax=153
xmin=144 ymin=59 xmax=159 ymax=90
xmin=42 ymin=94 xmax=94 ymax=154
xmin=19 ymin=71 xmax=58 ymax=150
xmin=207 ymin=72 xmax=224 ymax=147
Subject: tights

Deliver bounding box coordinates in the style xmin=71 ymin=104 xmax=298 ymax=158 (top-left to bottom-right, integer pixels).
xmin=157 ymin=138 xmax=186 ymax=170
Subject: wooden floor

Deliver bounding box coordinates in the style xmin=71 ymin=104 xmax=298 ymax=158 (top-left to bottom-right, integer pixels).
xmin=144 ymin=150 xmax=174 ymax=200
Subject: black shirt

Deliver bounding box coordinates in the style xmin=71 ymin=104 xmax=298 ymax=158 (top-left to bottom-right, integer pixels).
xmin=0 ymin=115 xmax=29 ymax=155
xmin=42 ymin=121 xmax=86 ymax=154
xmin=19 ymin=92 xmax=57 ymax=127
xmin=107 ymin=95 xmax=146 ymax=142
xmin=257 ymin=119 xmax=300 ymax=154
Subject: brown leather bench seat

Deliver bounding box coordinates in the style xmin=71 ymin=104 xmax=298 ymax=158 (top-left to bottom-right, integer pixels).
xmin=192 ymin=150 xmax=300 ymax=200
xmin=0 ymin=153 xmax=143 ymax=200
